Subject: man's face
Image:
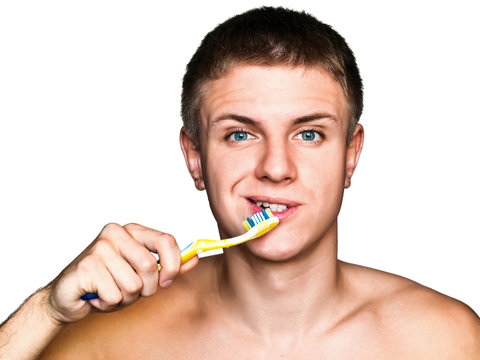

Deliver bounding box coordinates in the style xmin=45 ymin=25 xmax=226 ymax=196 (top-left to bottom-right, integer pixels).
xmin=181 ymin=65 xmax=362 ymax=261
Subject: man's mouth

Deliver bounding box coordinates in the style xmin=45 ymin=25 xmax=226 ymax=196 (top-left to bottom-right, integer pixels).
xmin=252 ymin=200 xmax=289 ymax=213
xmin=247 ymin=197 xmax=298 ymax=221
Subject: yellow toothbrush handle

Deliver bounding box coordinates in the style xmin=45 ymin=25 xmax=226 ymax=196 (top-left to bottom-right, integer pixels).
xmin=157 ymin=239 xmax=224 ymax=270
xmin=180 ymin=239 xmax=224 ymax=263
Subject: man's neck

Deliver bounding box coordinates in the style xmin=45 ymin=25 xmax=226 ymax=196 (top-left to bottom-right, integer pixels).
xmin=216 ymin=222 xmax=344 ymax=340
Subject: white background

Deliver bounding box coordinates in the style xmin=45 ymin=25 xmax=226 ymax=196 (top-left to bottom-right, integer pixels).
xmin=1 ymin=0 xmax=478 ymax=322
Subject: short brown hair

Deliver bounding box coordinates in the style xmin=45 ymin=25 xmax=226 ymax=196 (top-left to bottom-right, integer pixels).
xmin=181 ymin=6 xmax=363 ymax=145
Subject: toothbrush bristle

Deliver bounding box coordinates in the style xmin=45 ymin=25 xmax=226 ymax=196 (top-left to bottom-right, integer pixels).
xmin=242 ymin=208 xmax=279 ymax=232
xmin=261 ymin=208 xmax=268 ymax=219
xmin=253 ymin=212 xmax=264 ymax=224
xmin=265 ymin=208 xmax=274 ymax=218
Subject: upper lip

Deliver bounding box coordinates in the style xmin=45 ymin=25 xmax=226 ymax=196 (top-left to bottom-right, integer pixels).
xmin=246 ymin=195 xmax=300 ymax=207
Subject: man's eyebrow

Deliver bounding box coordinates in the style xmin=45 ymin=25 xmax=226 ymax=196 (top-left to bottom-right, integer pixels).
xmin=210 ymin=112 xmax=336 ymax=127
xmin=293 ymin=113 xmax=337 ymax=124
xmin=210 ymin=114 xmax=256 ymax=127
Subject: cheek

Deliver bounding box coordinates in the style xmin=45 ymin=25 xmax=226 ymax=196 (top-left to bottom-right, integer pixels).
xmin=202 ymin=147 xmax=254 ymax=233
xmin=300 ymin=149 xmax=347 ymax=213
xmin=302 ymin=148 xmax=346 ymax=185
xmin=203 ymin=147 xmax=253 ymax=192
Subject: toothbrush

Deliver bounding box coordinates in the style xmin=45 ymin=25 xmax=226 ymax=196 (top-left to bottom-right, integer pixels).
xmin=81 ymin=208 xmax=279 ymax=300
xmin=177 ymin=208 xmax=279 ymax=264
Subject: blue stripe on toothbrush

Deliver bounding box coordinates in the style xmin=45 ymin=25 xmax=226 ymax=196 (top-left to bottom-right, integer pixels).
xmin=261 ymin=208 xmax=268 ymax=219
xmin=81 ymin=293 xmax=98 ymax=301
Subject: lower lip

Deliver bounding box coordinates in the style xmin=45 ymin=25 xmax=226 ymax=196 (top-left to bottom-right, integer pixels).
xmin=248 ymin=201 xmax=298 ymax=221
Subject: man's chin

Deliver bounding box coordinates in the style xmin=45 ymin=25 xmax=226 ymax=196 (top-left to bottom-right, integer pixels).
xmin=242 ymin=238 xmax=303 ymax=263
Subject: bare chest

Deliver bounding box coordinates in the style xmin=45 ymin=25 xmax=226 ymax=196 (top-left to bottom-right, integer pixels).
xmin=102 ymin=324 xmax=405 ymax=360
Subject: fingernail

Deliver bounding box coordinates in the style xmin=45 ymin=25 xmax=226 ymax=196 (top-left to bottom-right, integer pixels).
xmin=161 ymin=280 xmax=173 ymax=288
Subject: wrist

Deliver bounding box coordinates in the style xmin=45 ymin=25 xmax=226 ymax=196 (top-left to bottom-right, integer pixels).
xmin=36 ymin=285 xmax=66 ymax=328
xmin=0 ymin=287 xmax=64 ymax=359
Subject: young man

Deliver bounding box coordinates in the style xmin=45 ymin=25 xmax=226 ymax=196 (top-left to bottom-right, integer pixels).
xmin=1 ymin=7 xmax=479 ymax=359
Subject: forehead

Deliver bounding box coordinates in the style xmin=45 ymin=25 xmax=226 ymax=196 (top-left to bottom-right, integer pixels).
xmin=199 ymin=65 xmax=350 ymax=127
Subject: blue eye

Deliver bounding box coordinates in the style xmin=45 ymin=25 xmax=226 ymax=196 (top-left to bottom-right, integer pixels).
xmin=295 ymin=130 xmax=321 ymax=141
xmin=229 ymin=131 xmax=253 ymax=141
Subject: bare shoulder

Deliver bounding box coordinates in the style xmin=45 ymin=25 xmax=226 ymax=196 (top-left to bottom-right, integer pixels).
xmin=341 ymin=261 xmax=480 ymax=358
xmin=39 ymin=257 xmax=220 ymax=359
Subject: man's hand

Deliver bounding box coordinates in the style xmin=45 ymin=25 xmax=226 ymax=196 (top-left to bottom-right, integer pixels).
xmin=47 ymin=222 xmax=198 ymax=324
xmin=0 ymin=223 xmax=198 ymax=360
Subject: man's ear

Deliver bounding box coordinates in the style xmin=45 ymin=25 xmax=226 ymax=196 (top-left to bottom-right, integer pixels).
xmin=344 ymin=124 xmax=364 ymax=188
xmin=180 ymin=127 xmax=205 ymax=191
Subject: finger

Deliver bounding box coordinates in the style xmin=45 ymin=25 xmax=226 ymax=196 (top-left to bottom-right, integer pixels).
xmin=179 ymin=255 xmax=199 ymax=275
xmin=156 ymin=233 xmax=182 ymax=287
xmin=102 ymin=223 xmax=160 ymax=297
xmin=78 ymin=259 xmax=123 ymax=312
xmin=104 ymin=254 xmax=143 ymax=304
xmin=117 ymin=239 xmax=159 ymax=297
xmin=94 ymin=273 xmax=123 ymax=312
xmin=123 ymin=224 xmax=181 ymax=288
xmin=49 ymin=247 xmax=125 ymax=322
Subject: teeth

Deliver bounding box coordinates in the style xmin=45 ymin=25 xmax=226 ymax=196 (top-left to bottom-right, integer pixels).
xmin=270 ymin=204 xmax=288 ymax=212
xmin=254 ymin=201 xmax=288 ymax=212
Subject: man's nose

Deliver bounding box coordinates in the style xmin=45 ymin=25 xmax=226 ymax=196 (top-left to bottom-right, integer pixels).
xmin=254 ymin=138 xmax=297 ymax=183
